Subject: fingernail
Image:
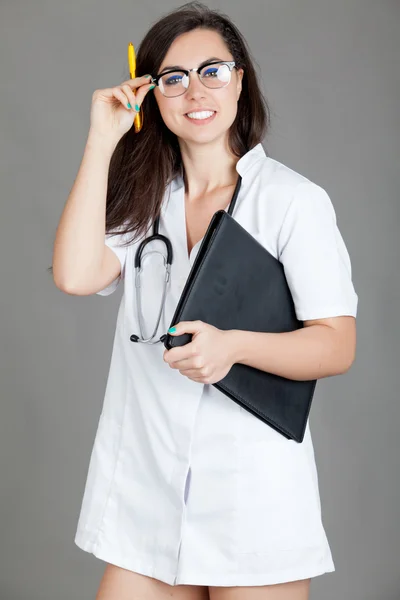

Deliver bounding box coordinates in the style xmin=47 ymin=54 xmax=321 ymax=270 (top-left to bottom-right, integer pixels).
xmin=127 ymin=103 xmax=132 ymax=109
xmin=149 ymin=84 xmax=155 ymax=90
xmin=168 ymin=327 xmax=176 ymax=333
xmin=135 ymin=104 xmax=140 ymax=111
xmin=145 ymin=74 xmax=152 ymax=78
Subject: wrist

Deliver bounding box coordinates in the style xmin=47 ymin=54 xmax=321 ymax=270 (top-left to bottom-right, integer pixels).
xmin=86 ymin=128 xmax=119 ymax=155
xmin=226 ymin=329 xmax=244 ymax=364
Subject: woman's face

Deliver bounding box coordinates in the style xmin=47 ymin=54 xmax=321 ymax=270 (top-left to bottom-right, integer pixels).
xmin=153 ymin=28 xmax=244 ymax=147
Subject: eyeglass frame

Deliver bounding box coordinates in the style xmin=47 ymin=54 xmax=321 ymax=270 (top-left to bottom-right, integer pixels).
xmin=149 ymin=60 xmax=237 ymax=97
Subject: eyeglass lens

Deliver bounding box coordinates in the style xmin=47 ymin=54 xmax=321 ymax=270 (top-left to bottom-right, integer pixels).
xmin=159 ymin=62 xmax=231 ymax=97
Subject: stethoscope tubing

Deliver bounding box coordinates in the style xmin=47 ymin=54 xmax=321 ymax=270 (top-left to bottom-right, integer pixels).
xmin=130 ymin=224 xmax=172 ymax=344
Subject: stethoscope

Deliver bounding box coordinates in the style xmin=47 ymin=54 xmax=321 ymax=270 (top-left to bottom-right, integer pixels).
xmin=129 ymin=213 xmax=173 ymax=345
xmin=129 ymin=174 xmax=242 ymax=345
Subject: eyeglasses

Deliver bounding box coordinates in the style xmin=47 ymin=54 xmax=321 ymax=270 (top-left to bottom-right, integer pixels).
xmin=150 ymin=60 xmax=237 ymax=98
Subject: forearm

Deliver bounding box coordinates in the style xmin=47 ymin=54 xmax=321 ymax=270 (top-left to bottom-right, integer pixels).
xmin=229 ymin=324 xmax=354 ymax=381
xmin=52 ymin=129 xmax=118 ymax=291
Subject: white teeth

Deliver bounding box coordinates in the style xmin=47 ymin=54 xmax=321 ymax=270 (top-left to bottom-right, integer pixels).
xmin=186 ymin=111 xmax=215 ymax=120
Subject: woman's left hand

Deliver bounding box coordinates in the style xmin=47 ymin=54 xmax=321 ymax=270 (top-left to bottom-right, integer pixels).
xmin=163 ymin=321 xmax=236 ymax=384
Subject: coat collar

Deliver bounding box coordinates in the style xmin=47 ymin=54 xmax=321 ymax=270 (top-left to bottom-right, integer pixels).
xmin=236 ymin=142 xmax=267 ymax=177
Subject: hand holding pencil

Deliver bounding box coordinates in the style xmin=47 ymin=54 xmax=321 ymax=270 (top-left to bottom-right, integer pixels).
xmin=88 ymin=43 xmax=155 ymax=143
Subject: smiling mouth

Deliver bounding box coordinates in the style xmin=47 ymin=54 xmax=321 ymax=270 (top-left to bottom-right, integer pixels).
xmin=184 ymin=110 xmax=217 ymax=123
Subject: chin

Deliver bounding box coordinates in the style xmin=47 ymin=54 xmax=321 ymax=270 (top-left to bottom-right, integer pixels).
xmin=181 ymin=133 xmax=225 ymax=147
xmin=179 ymin=124 xmax=229 ymax=143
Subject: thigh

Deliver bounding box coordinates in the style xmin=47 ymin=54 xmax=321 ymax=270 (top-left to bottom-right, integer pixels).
xmin=209 ymin=578 xmax=310 ymax=600
xmin=96 ymin=563 xmax=210 ymax=600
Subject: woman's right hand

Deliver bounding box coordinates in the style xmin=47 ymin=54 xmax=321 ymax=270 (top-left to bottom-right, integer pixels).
xmin=89 ymin=75 xmax=155 ymax=143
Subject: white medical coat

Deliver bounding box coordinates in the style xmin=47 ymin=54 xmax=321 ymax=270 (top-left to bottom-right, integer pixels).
xmin=74 ymin=143 xmax=358 ymax=586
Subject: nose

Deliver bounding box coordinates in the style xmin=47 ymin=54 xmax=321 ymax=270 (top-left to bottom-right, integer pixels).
xmin=184 ymin=71 xmax=207 ymax=98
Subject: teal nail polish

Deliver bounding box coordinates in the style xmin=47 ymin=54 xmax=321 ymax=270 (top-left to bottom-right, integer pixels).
xmin=168 ymin=327 xmax=176 ymax=333
xmin=149 ymin=84 xmax=155 ymax=90
xmin=127 ymin=103 xmax=132 ymax=109
xmin=135 ymin=104 xmax=140 ymax=111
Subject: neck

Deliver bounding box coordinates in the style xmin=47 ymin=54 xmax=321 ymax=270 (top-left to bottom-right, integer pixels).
xmin=179 ymin=137 xmax=239 ymax=201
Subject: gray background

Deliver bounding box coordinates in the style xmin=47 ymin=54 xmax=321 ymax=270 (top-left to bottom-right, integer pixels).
xmin=1 ymin=1 xmax=399 ymax=599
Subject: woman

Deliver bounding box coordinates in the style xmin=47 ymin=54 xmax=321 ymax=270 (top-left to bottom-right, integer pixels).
xmin=52 ymin=2 xmax=358 ymax=599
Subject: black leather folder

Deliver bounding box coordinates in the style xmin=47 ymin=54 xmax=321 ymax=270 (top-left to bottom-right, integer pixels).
xmin=163 ymin=175 xmax=317 ymax=442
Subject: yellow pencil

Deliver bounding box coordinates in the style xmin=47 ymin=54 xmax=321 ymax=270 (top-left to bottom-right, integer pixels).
xmin=128 ymin=42 xmax=143 ymax=133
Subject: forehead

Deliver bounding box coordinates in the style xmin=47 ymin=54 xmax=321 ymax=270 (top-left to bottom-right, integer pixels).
xmin=159 ymin=29 xmax=230 ymax=69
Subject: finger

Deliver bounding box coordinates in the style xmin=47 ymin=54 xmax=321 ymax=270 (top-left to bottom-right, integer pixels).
xmin=180 ymin=369 xmax=202 ymax=377
xmin=121 ymin=84 xmax=137 ymax=110
xmin=165 ymin=346 xmax=196 ymax=363
xmin=111 ymin=87 xmax=134 ymax=110
xmin=168 ymin=320 xmax=202 ymax=335
xmin=182 ymin=373 xmax=204 ymax=382
xmin=120 ymin=75 xmax=153 ymax=89
xmin=134 ymin=81 xmax=156 ymax=108
xmin=171 ymin=357 xmax=194 ymax=369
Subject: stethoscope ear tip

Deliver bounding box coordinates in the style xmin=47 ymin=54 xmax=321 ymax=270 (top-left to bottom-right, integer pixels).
xmin=129 ymin=333 xmax=167 ymax=344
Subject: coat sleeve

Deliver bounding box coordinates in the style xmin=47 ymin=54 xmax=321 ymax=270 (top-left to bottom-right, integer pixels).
xmin=277 ymin=181 xmax=358 ymax=321
xmin=96 ymin=229 xmax=129 ymax=296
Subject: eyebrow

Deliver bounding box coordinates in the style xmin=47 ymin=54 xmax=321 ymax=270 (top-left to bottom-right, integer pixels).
xmin=159 ymin=57 xmax=224 ymax=74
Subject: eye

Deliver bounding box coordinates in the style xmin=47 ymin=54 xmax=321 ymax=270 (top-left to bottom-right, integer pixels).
xmin=202 ymin=66 xmax=219 ymax=78
xmin=165 ymin=74 xmax=183 ymax=86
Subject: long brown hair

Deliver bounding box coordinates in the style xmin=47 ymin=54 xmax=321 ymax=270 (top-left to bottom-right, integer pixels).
xmin=49 ymin=2 xmax=270 ymax=272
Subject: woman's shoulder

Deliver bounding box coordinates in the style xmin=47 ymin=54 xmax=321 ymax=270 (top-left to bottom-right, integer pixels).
xmin=256 ymin=152 xmax=318 ymax=191
xmin=246 ymin=151 xmax=340 ymax=259
xmin=254 ymin=153 xmax=334 ymax=218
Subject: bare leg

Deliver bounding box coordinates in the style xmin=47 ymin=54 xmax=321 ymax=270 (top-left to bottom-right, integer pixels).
xmin=95 ymin=563 xmax=210 ymax=600
xmin=209 ymin=578 xmax=311 ymax=600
